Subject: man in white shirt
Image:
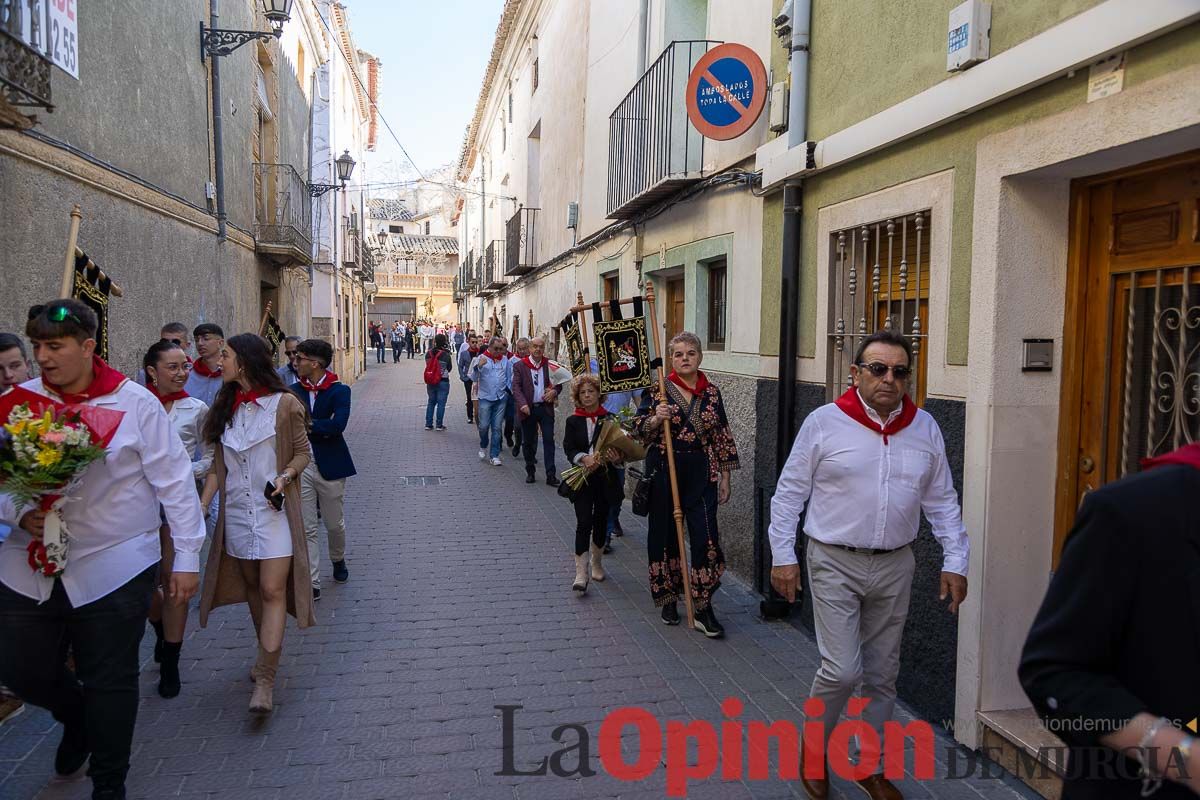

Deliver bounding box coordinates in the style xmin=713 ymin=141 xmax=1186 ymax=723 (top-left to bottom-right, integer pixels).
xmin=0 ymin=300 xmax=205 ymax=800
xmin=769 ymin=330 xmax=968 ymax=800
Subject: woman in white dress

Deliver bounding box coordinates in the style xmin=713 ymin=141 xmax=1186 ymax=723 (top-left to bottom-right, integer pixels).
xmin=143 ymin=339 xmax=211 ymax=699
xmin=198 ymin=334 xmax=312 ymax=714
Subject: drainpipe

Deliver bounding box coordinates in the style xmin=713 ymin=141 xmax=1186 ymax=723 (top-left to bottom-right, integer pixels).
xmin=636 ymin=0 xmax=649 ymax=74
xmin=210 ymin=0 xmax=228 ymax=240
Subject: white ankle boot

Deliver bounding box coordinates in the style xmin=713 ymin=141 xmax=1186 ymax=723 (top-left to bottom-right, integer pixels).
xmin=572 ymin=554 xmax=589 ymax=593
xmin=589 ymin=543 xmax=605 ymax=582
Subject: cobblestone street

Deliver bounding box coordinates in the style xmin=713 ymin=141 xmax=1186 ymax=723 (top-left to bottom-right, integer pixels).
xmin=1 ymin=360 xmax=1038 ymax=800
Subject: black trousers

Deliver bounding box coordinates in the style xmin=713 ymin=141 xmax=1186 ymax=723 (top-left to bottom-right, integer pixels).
xmin=521 ymin=405 xmax=557 ymax=476
xmin=645 ymin=449 xmax=724 ymax=610
xmin=0 ymin=564 xmax=156 ymax=792
xmin=572 ymin=479 xmax=611 ymax=555
xmin=462 ymin=379 xmax=474 ymax=421
xmin=391 ymin=342 xmax=402 ymax=362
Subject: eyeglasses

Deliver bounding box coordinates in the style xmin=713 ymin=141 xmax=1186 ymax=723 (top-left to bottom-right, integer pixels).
xmin=168 ymin=338 xmax=183 ymax=346
xmin=857 ymin=362 xmax=912 ymax=380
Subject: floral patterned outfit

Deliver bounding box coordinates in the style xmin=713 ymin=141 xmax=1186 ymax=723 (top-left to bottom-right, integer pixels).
xmin=634 ymin=380 xmax=740 ymax=609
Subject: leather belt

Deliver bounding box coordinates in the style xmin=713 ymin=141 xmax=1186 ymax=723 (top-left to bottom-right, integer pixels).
xmin=824 ymin=542 xmax=910 ymax=556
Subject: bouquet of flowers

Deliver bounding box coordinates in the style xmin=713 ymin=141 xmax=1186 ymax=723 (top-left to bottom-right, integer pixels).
xmin=560 ymin=415 xmax=648 ymax=491
xmin=0 ymin=387 xmax=120 ymax=577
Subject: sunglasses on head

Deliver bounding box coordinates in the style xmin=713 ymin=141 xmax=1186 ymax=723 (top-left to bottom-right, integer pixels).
xmin=28 ymin=303 xmax=85 ymax=326
xmin=857 ymin=362 xmax=913 ymax=380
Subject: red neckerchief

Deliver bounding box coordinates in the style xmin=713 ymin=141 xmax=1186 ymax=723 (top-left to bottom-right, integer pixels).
xmin=300 ymin=370 xmax=338 ymax=393
xmin=834 ymin=387 xmax=917 ymax=445
xmin=468 ymin=347 xmax=480 ymax=356
xmin=1141 ymin=443 xmax=1200 ymax=472
xmin=191 ymin=359 xmax=222 ymax=378
xmin=151 ymin=385 xmax=189 ymax=407
xmin=233 ymin=387 xmax=268 ymax=412
xmin=43 ymin=355 xmax=127 ymax=404
xmin=668 ymin=370 xmax=710 ymax=395
xmin=573 ymin=406 xmax=608 ymax=419
xmin=482 ymin=350 xmax=505 ymax=362
xmin=521 ymin=356 xmax=545 ymax=371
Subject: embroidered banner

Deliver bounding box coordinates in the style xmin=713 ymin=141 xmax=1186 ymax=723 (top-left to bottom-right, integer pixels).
xmin=560 ymin=314 xmax=588 ymax=377
xmin=593 ymin=316 xmax=652 ymax=392
xmin=71 ymin=253 xmax=112 ymax=361
xmin=264 ymin=312 xmax=286 ymax=356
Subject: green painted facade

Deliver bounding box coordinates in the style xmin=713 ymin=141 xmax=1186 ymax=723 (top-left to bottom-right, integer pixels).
xmin=643 ymin=233 xmax=733 ymax=355
xmin=758 ymin=17 xmax=1200 ymax=362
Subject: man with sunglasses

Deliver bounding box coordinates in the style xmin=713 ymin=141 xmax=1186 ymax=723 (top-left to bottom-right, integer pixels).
xmin=277 ymin=336 xmax=303 ymax=386
xmin=0 ymin=300 xmax=205 ymax=800
xmin=184 ymin=322 xmax=224 ymax=407
xmin=767 ymin=330 xmax=968 ymax=800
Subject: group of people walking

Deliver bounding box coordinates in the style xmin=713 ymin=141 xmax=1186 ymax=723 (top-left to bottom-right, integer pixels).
xmin=0 ymin=300 xmax=357 ymax=800
xmin=368 ymin=319 xmax=455 ymax=364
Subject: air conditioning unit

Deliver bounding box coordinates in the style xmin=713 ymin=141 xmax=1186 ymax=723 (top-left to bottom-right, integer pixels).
xmin=566 ymin=201 xmax=579 ymax=229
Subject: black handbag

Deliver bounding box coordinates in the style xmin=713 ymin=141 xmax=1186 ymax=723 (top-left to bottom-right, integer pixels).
xmin=557 ymin=478 xmax=575 ymax=502
xmin=629 ymin=463 xmax=656 ymax=517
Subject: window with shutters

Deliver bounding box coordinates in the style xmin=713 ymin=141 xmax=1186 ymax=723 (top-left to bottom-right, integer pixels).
xmin=707 ymin=260 xmax=727 ymax=351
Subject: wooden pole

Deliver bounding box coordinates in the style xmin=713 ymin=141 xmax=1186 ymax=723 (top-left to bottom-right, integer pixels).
xmin=258 ymin=300 xmax=273 ymax=337
xmin=568 ymin=296 xmax=642 ymax=314
xmin=60 ymin=205 xmax=83 ymax=298
xmin=575 ymin=291 xmax=592 ymax=373
xmin=644 ymin=279 xmax=695 ymax=630
xmin=73 ymin=248 xmax=124 ymax=297
xmin=527 ymin=309 xmax=534 ymax=337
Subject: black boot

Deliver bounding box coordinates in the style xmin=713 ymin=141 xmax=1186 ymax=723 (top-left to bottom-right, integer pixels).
xmin=158 ymin=642 xmax=182 ymax=699
xmin=150 ymin=619 xmax=164 ymax=663
xmin=661 ymin=602 xmax=680 ymax=626
xmin=694 ymin=606 xmax=725 ymax=639
xmin=525 ymin=470 xmax=536 ymax=484
xmin=546 ymin=474 xmax=560 ymax=487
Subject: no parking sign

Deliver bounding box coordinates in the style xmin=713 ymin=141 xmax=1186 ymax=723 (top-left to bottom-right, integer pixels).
xmin=685 ymin=43 xmax=768 ymax=141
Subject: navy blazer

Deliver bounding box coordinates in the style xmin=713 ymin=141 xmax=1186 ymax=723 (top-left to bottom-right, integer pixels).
xmin=290 ymin=382 xmax=357 ymax=481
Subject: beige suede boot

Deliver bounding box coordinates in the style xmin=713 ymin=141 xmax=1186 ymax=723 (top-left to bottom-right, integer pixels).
xmin=572 ymin=554 xmax=589 ymax=593
xmin=248 ymin=646 xmax=281 ymax=713
xmin=589 ymin=543 xmax=605 ymax=582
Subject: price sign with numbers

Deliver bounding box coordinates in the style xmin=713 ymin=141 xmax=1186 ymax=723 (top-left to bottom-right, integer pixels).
xmin=47 ymin=0 xmax=79 ymax=79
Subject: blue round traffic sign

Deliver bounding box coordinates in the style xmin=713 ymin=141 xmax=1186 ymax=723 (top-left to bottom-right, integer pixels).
xmin=685 ymin=44 xmax=768 ymax=141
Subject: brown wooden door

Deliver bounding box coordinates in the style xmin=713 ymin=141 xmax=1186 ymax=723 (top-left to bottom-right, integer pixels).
xmin=1055 ymin=150 xmax=1200 ymax=559
xmin=665 ymin=277 xmax=685 ymax=342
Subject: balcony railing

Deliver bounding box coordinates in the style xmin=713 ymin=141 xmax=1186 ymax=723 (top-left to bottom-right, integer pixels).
xmin=253 ymin=163 xmax=313 ymax=264
xmin=478 ymin=252 xmax=496 ymax=296
xmin=505 ymin=208 xmax=539 ymax=276
xmin=486 ymin=240 xmax=507 ymax=289
xmin=342 ymin=227 xmax=361 ymax=269
xmin=0 ymin=0 xmax=53 ymax=111
xmin=375 ymin=273 xmax=454 ymax=291
xmin=463 ymin=250 xmax=477 ymax=291
xmin=606 ymin=40 xmax=718 ymax=220
xmin=360 ymin=245 xmax=376 ymax=284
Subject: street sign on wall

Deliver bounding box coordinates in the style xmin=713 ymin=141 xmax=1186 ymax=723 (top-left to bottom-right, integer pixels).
xmin=685 ymin=43 xmax=767 ymax=141
xmin=14 ymin=0 xmax=78 ymax=79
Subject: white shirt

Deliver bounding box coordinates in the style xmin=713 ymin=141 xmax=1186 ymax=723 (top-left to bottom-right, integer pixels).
xmin=571 ymin=417 xmax=600 ymax=465
xmin=768 ymin=393 xmax=969 ymax=575
xmin=529 ymin=358 xmax=544 ymax=404
xmin=220 ymin=393 xmax=292 ymax=560
xmin=0 ymin=378 xmax=207 ymax=605
xmin=167 ymin=396 xmax=213 ymax=484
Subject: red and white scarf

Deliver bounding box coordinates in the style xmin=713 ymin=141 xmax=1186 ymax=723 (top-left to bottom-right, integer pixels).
xmin=43 ymin=355 xmax=127 ymax=404
xmin=834 ymin=387 xmax=917 ymax=445
xmin=300 ymin=370 xmax=338 ymax=393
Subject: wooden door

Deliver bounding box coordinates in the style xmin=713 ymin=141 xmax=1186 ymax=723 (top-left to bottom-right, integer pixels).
xmin=666 ymin=277 xmax=685 ymax=342
xmin=1055 ymin=150 xmax=1200 ymax=559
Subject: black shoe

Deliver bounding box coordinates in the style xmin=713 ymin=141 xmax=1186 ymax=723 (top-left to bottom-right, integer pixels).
xmin=55 ymin=717 xmax=89 ymax=776
xmin=332 ymin=561 xmax=349 ymax=583
xmin=612 ymin=524 xmax=624 ymax=538
xmin=525 ymin=473 xmax=536 ymax=484
xmin=694 ymin=606 xmax=725 ymax=639
xmin=505 ymin=434 xmax=514 ymax=448
xmin=312 ymin=587 xmax=322 ymax=602
xmin=158 ymin=642 xmax=182 ymax=699
xmin=546 ymin=475 xmax=560 ymax=487
xmin=512 ymin=443 xmax=521 ymax=457
xmin=436 ymin=425 xmax=447 ymax=431
xmin=603 ymin=542 xmax=613 ymax=555
xmin=661 ymin=603 xmax=680 ymax=626
xmin=92 ymin=789 xmax=126 ymax=800
xmin=150 ymin=619 xmax=164 ymax=664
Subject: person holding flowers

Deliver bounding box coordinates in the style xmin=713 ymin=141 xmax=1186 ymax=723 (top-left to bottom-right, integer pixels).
xmin=634 ymin=331 xmax=740 ymax=639
xmin=197 ymin=333 xmax=313 ymax=715
xmin=0 ymin=299 xmax=206 ymax=800
xmin=562 ymin=374 xmax=626 ymax=594
xmin=142 ymin=339 xmax=212 ymax=699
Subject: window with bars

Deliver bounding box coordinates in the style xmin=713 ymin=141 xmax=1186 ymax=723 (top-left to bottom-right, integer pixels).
xmin=827 ymin=211 xmax=931 ymax=403
xmin=707 ymin=259 xmax=727 ymax=351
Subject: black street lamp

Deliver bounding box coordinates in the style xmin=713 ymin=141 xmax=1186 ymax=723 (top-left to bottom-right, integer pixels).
xmin=310 ymin=150 xmax=356 ymax=197
xmin=200 ymin=0 xmax=294 ymax=61
xmin=377 ymin=229 xmax=388 ymax=247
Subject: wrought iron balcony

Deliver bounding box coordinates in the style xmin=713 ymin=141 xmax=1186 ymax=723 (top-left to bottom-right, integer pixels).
xmin=253 ymin=163 xmax=313 ymax=265
xmin=606 ymin=40 xmax=718 ymax=220
xmin=0 ymin=1 xmax=53 ymax=112
xmin=463 ymin=251 xmax=477 ymax=291
xmin=359 ymin=245 xmax=376 ymax=284
xmin=505 ymin=208 xmax=539 ymax=276
xmin=485 ymin=240 xmax=507 ymax=289
xmin=477 ymin=252 xmax=497 ymax=296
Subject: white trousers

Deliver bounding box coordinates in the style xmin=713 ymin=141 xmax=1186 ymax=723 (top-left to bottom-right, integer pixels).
xmin=805 ymin=538 xmax=915 ymax=750
xmin=299 ymin=465 xmax=347 ymax=588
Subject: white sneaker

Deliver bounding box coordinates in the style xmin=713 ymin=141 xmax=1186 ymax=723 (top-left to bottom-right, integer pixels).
xmin=491 ymin=457 xmax=502 ymax=466
xmin=478 ymin=449 xmax=486 ymax=460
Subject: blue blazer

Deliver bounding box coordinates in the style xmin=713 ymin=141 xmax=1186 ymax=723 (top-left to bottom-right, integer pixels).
xmin=291 ymin=382 xmax=357 ymax=481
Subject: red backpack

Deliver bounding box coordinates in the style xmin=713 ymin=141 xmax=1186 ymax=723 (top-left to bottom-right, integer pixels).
xmin=422 ymin=350 xmax=443 ymax=385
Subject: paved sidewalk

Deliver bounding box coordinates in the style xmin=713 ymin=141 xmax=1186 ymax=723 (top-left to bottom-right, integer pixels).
xmin=1 ymin=359 xmax=1039 ymax=800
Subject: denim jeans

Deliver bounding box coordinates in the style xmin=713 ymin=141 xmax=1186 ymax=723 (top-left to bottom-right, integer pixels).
xmin=478 ymin=397 xmax=506 ymax=458
xmin=425 ymin=380 xmax=449 ymax=427
xmin=0 ymin=565 xmax=156 ymax=794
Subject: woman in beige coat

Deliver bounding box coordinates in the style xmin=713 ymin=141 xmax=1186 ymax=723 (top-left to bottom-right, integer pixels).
xmin=198 ymin=334 xmax=314 ymax=714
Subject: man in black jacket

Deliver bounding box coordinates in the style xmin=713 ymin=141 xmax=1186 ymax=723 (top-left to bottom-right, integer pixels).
xmin=291 ymin=339 xmax=356 ymax=601
xmin=1019 ymin=443 xmax=1200 ymax=798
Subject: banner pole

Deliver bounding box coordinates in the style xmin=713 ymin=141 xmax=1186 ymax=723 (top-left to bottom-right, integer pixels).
xmin=258 ymin=300 xmax=272 ymax=337
xmin=60 ymin=205 xmax=83 ymax=297
xmin=644 ymin=279 xmax=695 ymax=630
xmin=575 ymin=291 xmax=592 ymax=373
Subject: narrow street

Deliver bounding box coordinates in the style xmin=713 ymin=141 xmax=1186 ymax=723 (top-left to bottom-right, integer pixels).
xmin=0 ymin=360 xmax=1036 ymax=800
